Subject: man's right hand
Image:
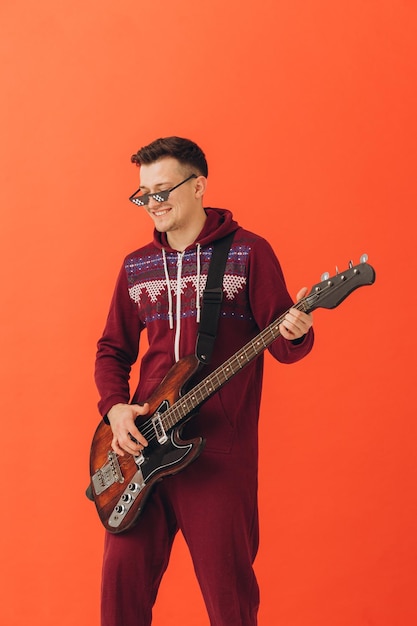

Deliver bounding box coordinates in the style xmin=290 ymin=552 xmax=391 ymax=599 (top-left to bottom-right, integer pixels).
xmin=107 ymin=403 xmax=149 ymax=456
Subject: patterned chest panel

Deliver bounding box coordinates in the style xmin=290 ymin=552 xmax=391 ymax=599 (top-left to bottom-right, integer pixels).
xmin=125 ymin=243 xmax=252 ymax=326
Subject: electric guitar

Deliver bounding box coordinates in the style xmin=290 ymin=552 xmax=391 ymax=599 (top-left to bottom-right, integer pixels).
xmin=88 ymin=257 xmax=375 ymax=533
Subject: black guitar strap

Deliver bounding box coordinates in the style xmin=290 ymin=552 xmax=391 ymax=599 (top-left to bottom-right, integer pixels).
xmin=195 ymin=231 xmax=235 ymax=365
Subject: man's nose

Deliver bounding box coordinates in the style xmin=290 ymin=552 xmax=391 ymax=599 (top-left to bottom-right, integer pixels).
xmin=147 ymin=196 xmax=163 ymax=209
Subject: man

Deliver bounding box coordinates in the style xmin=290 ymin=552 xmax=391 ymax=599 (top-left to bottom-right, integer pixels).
xmin=95 ymin=136 xmax=314 ymax=626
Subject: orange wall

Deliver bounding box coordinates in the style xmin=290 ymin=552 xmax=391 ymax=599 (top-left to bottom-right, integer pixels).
xmin=1 ymin=1 xmax=416 ymax=625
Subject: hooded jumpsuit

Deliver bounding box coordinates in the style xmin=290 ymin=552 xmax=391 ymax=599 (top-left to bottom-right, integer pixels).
xmin=95 ymin=208 xmax=314 ymax=626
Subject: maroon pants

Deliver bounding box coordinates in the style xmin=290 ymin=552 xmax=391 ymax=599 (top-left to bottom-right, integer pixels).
xmin=101 ymin=452 xmax=260 ymax=626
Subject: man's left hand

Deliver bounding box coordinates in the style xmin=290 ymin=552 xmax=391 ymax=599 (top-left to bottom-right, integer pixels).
xmin=279 ymin=287 xmax=313 ymax=341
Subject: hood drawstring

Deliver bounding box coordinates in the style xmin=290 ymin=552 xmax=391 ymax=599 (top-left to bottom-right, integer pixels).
xmin=162 ymin=248 xmax=174 ymax=330
xmin=196 ymin=243 xmax=201 ymax=323
xmin=162 ymin=245 xmax=203 ymax=362
xmin=174 ymin=252 xmax=184 ymax=362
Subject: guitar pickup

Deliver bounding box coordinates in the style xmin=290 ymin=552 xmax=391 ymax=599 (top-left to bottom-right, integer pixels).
xmin=152 ymin=413 xmax=168 ymax=444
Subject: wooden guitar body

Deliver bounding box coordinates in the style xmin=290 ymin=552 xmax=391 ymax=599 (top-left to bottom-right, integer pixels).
xmin=89 ymin=355 xmax=204 ymax=533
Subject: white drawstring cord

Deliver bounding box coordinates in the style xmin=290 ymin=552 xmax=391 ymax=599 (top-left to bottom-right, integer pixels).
xmin=196 ymin=243 xmax=201 ymax=323
xmin=162 ymin=248 xmax=174 ymax=330
xmin=174 ymin=252 xmax=184 ymax=362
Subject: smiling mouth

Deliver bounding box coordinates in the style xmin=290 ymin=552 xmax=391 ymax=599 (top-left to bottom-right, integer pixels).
xmin=152 ymin=207 xmax=171 ymax=217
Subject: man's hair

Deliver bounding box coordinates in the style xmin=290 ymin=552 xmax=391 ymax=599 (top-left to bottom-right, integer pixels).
xmin=131 ymin=136 xmax=208 ymax=177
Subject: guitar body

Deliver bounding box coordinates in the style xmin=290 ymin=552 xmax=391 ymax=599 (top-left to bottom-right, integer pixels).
xmin=89 ymin=354 xmax=204 ymax=534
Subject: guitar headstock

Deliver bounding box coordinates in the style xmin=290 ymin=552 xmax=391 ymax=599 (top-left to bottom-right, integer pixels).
xmin=303 ymin=255 xmax=376 ymax=313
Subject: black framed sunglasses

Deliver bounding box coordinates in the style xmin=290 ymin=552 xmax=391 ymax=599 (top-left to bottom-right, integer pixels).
xmin=129 ymin=174 xmax=197 ymax=207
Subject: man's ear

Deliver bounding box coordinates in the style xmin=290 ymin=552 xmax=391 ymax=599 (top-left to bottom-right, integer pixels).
xmin=194 ymin=176 xmax=207 ymax=199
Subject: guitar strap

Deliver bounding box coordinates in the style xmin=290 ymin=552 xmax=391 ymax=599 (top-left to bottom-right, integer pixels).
xmin=195 ymin=231 xmax=235 ymax=366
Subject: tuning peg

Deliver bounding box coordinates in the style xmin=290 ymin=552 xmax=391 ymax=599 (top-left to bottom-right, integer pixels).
xmin=321 ymin=272 xmax=330 ymax=281
xmin=335 ymin=266 xmax=339 ymax=275
xmin=360 ymin=253 xmax=368 ymax=264
xmin=348 ymin=260 xmax=353 ymax=268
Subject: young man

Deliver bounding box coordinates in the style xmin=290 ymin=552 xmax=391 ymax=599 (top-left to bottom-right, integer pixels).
xmin=95 ymin=137 xmax=314 ymax=626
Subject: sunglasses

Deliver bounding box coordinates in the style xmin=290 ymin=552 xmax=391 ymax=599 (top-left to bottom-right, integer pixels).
xmin=129 ymin=174 xmax=197 ymax=207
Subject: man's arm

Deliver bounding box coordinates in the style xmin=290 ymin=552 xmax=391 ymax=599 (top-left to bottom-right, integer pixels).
xmin=248 ymin=237 xmax=314 ymax=363
xmin=95 ymin=262 xmax=148 ymax=455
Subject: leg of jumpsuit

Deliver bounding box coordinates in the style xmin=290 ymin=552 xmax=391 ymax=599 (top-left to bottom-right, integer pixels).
xmin=101 ymin=483 xmax=178 ymax=626
xmin=166 ymin=451 xmax=260 ymax=626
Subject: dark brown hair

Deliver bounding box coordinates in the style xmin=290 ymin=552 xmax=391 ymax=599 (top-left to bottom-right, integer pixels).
xmin=131 ymin=136 xmax=208 ymax=177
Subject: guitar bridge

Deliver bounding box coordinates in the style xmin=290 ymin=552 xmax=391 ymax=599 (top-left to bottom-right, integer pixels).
xmin=92 ymin=451 xmax=124 ymax=495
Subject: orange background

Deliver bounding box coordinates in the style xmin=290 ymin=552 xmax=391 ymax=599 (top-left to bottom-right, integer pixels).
xmin=1 ymin=1 xmax=416 ymax=624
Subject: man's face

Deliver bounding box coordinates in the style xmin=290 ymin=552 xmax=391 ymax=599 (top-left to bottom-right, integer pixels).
xmin=138 ymin=157 xmax=203 ymax=235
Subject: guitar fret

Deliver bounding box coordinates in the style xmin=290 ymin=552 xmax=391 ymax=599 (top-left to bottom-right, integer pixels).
xmin=212 ymin=370 xmax=222 ymax=388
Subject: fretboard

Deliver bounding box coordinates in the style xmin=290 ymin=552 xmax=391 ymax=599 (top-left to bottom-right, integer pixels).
xmin=160 ymin=297 xmax=311 ymax=430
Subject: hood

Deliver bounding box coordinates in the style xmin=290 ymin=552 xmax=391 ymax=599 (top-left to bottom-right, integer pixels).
xmin=150 ymin=208 xmax=239 ymax=363
xmin=153 ymin=207 xmax=240 ymax=251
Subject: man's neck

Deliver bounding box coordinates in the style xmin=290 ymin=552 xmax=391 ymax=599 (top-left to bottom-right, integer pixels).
xmin=167 ymin=213 xmax=207 ymax=252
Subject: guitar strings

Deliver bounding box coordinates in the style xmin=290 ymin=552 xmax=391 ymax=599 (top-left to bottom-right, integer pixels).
xmin=133 ymin=273 xmax=356 ymax=449
xmin=135 ymin=302 xmax=300 ymax=445
xmin=136 ymin=297 xmax=314 ymax=444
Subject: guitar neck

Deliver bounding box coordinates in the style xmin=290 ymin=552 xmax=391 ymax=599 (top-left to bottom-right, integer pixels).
xmin=161 ymin=298 xmax=310 ymax=430
xmin=148 ymin=259 xmax=375 ymax=434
